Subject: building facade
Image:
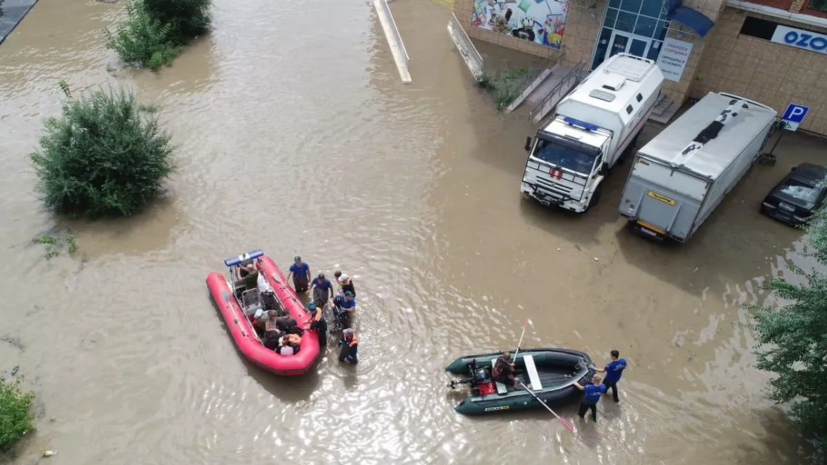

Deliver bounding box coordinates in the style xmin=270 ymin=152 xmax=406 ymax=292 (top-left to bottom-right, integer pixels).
xmin=454 ymin=0 xmax=827 ymax=134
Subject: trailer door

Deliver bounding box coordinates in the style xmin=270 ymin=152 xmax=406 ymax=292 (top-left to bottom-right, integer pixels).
xmin=619 ymin=159 xmax=707 ymax=241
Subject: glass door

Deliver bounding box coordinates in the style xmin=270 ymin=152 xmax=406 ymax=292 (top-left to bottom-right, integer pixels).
xmin=608 ymin=32 xmax=628 ymax=57
xmin=608 ymin=31 xmax=651 ymax=59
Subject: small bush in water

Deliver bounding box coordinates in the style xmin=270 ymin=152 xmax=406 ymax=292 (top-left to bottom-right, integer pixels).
xmin=0 ymin=377 xmax=35 ymax=452
xmin=143 ymin=0 xmax=212 ymax=45
xmin=30 ymin=82 xmax=174 ymax=218
xmin=105 ymin=1 xmax=180 ymax=69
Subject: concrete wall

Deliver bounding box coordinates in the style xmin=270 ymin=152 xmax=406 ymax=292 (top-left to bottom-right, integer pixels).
xmin=691 ymin=8 xmax=827 ymax=133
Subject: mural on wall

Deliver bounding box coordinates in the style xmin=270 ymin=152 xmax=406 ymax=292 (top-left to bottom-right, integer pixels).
xmin=471 ymin=0 xmax=569 ymax=49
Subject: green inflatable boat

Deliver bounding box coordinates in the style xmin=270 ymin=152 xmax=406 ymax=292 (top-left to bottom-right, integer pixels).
xmin=445 ymin=348 xmax=595 ymax=415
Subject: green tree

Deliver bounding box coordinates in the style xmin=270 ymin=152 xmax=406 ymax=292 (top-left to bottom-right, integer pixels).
xmin=751 ymin=208 xmax=827 ymax=463
xmin=30 ymin=83 xmax=174 ymax=218
xmin=0 ymin=377 xmax=35 ymax=452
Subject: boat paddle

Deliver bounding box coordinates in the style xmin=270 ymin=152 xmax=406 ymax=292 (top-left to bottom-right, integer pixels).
xmin=512 ymin=318 xmax=532 ymax=363
xmin=518 ymin=380 xmax=575 ymax=433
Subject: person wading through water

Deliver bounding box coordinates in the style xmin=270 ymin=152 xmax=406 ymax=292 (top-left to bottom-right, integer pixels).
xmin=574 ymin=376 xmax=607 ymax=422
xmin=287 ymin=256 xmax=311 ymax=293
xmin=594 ymin=349 xmax=627 ymax=402
xmin=334 ymin=271 xmax=356 ymax=297
xmin=338 ymin=328 xmax=358 ymax=364
xmin=307 ymin=302 xmax=328 ymax=349
xmin=311 ymin=273 xmax=333 ymax=310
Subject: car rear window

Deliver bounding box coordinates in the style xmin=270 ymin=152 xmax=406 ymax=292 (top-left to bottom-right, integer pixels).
xmin=778 ymin=178 xmax=820 ymax=206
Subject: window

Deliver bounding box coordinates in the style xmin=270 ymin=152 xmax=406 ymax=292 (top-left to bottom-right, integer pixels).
xmin=740 ymin=16 xmax=777 ymax=40
xmin=592 ymin=0 xmax=671 ymax=70
xmin=809 ymin=0 xmax=827 ymax=12
xmin=626 ymin=105 xmax=634 ymax=114
xmin=636 ymin=93 xmax=643 ymax=102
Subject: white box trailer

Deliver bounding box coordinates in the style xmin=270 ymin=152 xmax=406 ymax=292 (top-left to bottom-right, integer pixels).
xmin=521 ymin=53 xmax=664 ymax=213
xmin=617 ymin=92 xmax=777 ymax=242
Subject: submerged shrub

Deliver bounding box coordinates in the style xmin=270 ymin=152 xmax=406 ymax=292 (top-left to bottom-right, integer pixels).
xmin=30 ymin=83 xmax=174 ymax=218
xmin=143 ymin=0 xmax=212 ymax=44
xmin=105 ymin=1 xmax=180 ymax=69
xmin=0 ymin=377 xmax=35 ymax=452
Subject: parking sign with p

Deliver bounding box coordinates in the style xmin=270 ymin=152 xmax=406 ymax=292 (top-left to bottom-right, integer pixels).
xmin=782 ymin=103 xmax=809 ymax=131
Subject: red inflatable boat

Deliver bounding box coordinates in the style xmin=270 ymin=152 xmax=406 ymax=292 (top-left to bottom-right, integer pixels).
xmin=206 ymin=250 xmax=320 ymax=376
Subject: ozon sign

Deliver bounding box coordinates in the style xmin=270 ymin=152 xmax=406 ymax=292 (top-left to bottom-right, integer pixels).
xmin=771 ymin=25 xmax=827 ymax=54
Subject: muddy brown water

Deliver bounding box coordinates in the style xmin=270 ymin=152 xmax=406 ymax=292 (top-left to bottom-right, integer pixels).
xmin=0 ymin=0 xmax=818 ymax=463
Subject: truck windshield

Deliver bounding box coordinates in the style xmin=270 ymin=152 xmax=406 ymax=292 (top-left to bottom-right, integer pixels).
xmin=532 ymin=136 xmax=600 ymax=175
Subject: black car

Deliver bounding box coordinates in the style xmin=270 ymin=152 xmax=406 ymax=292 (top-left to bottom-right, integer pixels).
xmin=761 ymin=163 xmax=827 ymax=225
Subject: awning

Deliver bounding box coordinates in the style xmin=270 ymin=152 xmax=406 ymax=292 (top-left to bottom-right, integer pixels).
xmin=668 ymin=5 xmax=715 ymax=37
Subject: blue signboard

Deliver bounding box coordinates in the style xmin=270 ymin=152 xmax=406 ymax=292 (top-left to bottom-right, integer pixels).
xmin=781 ymin=103 xmax=809 ymax=131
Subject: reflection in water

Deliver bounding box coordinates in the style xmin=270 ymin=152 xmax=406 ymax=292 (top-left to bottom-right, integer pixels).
xmin=0 ymin=0 xmax=814 ymax=463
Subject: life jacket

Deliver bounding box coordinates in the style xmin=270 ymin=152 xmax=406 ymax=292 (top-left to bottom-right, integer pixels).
xmin=343 ymin=334 xmax=358 ymax=346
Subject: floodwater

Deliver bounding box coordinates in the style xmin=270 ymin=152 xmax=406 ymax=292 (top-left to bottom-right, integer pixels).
xmin=0 ymin=0 xmax=817 ymax=463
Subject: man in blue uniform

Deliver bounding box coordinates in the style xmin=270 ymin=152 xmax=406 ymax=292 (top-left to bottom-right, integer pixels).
xmin=287 ymin=256 xmax=311 ymax=293
xmin=332 ymin=290 xmax=356 ymax=329
xmin=574 ymin=376 xmax=606 ymax=422
xmin=595 ymin=350 xmax=627 ymax=403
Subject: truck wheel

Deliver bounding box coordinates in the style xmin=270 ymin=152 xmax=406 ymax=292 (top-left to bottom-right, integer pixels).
xmin=586 ymin=185 xmax=603 ymax=211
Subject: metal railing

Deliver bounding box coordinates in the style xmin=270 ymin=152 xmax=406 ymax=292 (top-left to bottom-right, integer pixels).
xmin=448 ymin=13 xmax=483 ymax=81
xmin=529 ymin=61 xmax=588 ymax=124
xmin=374 ymin=0 xmax=411 ymax=83
xmin=504 ymin=55 xmax=564 ymax=113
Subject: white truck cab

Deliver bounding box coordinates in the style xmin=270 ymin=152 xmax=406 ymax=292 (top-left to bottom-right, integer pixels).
xmin=520 ymin=53 xmax=664 ymax=213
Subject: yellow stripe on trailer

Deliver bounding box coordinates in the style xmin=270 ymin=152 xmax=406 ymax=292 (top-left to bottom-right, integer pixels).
xmin=646 ymin=190 xmax=676 ymax=205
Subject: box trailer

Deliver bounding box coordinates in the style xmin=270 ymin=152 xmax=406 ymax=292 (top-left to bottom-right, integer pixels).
xmin=521 ymin=53 xmax=664 ymax=213
xmin=617 ymin=92 xmax=777 ymax=242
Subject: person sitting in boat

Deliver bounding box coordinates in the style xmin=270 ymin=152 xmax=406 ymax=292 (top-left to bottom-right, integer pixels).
xmin=307 ymin=302 xmax=328 ymax=348
xmin=311 ymin=273 xmax=334 ymax=309
xmin=333 ymin=291 xmax=357 ymax=328
xmin=261 ymin=311 xmax=285 ymax=349
xmin=287 ymin=256 xmax=311 ymax=293
xmin=338 ymin=328 xmax=358 ymax=364
xmin=234 ymin=263 xmax=259 ymax=291
xmin=276 ymin=315 xmax=300 ymax=334
xmin=492 ymin=352 xmax=518 ymax=389
xmin=279 ymin=333 xmax=301 ymax=355
xmin=334 ymin=271 xmax=356 ymax=297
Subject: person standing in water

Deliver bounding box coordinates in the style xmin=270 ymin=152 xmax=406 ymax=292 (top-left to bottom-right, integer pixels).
xmin=595 ymin=350 xmax=627 ymax=403
xmin=311 ymin=273 xmax=334 ymax=309
xmin=574 ymin=376 xmax=606 ymax=422
xmin=334 ymin=271 xmax=356 ymax=297
xmin=307 ymin=302 xmax=328 ymax=349
xmin=287 ymin=256 xmax=311 ymax=293
xmin=338 ymin=328 xmax=358 ymax=364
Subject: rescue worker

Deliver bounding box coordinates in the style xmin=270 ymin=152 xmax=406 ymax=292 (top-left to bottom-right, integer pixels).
xmin=334 ymin=271 xmax=356 ymax=297
xmin=338 ymin=328 xmax=358 ymax=364
xmin=307 ymin=302 xmax=328 ymax=348
xmin=491 ymin=351 xmax=518 ymax=389
xmin=332 ymin=291 xmax=357 ymax=329
xmin=287 ymin=256 xmax=311 ymax=293
xmin=311 ymin=273 xmax=334 ymax=309
xmin=594 ymin=350 xmax=627 ymax=403
xmin=574 ymin=376 xmax=607 ymax=422
xmin=234 ymin=263 xmax=259 ymax=291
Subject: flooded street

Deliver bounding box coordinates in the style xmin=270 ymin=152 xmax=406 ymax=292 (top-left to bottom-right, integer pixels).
xmin=0 ymin=0 xmax=815 ymax=463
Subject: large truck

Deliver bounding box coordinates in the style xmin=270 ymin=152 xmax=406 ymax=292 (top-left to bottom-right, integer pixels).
xmin=520 ymin=53 xmax=664 ymax=213
xmin=617 ymin=92 xmax=777 ymax=243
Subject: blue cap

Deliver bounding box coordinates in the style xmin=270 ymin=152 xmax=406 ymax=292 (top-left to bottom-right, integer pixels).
xmin=345 ymin=291 xmax=353 ymax=298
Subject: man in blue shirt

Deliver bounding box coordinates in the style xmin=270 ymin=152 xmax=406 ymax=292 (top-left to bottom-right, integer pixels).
xmin=311 ymin=273 xmax=334 ymax=309
xmin=595 ymin=350 xmax=627 ymax=403
xmin=574 ymin=376 xmax=607 ymax=422
xmin=332 ymin=291 xmax=357 ymax=329
xmin=287 ymin=256 xmax=311 ymax=293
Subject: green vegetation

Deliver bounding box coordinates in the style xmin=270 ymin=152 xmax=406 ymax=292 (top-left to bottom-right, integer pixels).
xmin=105 ymin=1 xmax=180 ymax=69
xmin=36 ymin=232 xmax=78 ymax=259
xmin=30 ymin=82 xmax=174 ymax=218
xmin=0 ymin=377 xmax=35 ymax=452
xmin=750 ymin=207 xmax=827 ymax=463
xmin=477 ymin=67 xmax=535 ymax=111
xmin=106 ymin=0 xmax=211 ymax=69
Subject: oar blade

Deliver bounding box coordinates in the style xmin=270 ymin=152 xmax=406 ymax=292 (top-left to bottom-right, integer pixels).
xmin=558 ymin=416 xmax=575 ymax=433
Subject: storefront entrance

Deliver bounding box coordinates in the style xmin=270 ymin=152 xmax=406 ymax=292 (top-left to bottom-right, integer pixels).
xmin=608 ymin=30 xmax=653 ymax=58
xmin=591 ymin=0 xmax=671 ymax=70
